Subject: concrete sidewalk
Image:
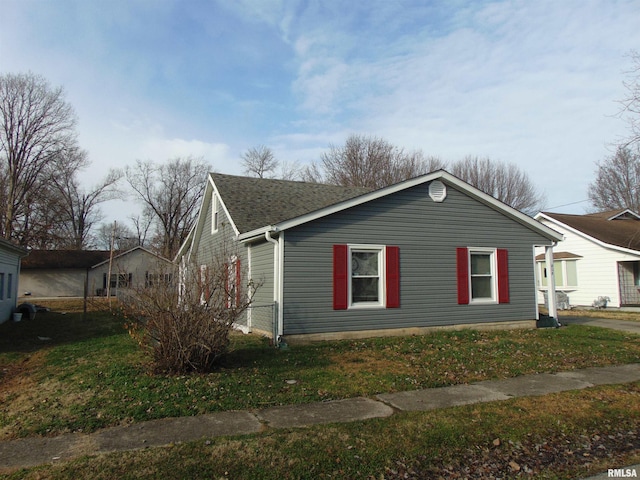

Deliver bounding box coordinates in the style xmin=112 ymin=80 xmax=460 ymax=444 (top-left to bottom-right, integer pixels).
xmin=1 ymin=363 xmax=639 ymax=473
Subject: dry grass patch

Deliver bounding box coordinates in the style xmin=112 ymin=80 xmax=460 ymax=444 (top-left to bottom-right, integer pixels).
xmin=327 ymin=350 xmax=415 ymax=377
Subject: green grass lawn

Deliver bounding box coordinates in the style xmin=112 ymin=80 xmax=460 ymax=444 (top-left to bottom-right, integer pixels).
xmin=3 ymin=383 xmax=640 ymax=479
xmin=1 ymin=308 xmax=639 ymax=441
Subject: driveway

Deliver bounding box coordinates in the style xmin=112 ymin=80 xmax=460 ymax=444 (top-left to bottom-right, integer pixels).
xmin=559 ymin=316 xmax=640 ymax=335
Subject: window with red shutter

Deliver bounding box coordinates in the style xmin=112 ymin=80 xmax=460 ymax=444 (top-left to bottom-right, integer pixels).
xmin=334 ymin=244 xmax=400 ymax=309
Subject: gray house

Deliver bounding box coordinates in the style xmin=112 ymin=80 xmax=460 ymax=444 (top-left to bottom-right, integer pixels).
xmin=0 ymin=238 xmax=29 ymax=324
xmin=176 ymin=171 xmax=563 ymax=342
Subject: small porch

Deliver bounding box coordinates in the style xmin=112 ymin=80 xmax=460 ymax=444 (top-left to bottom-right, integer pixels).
xmin=618 ymin=261 xmax=640 ymax=306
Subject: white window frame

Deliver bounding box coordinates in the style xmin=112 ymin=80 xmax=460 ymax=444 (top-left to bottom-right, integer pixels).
xmin=468 ymin=248 xmax=497 ymax=304
xmin=348 ymin=244 xmax=386 ymax=309
xmin=537 ymin=259 xmax=578 ymax=289
xmin=212 ymin=192 xmax=220 ymax=234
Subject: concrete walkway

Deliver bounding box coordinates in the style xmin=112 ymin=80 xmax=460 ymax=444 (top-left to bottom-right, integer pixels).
xmin=1 ymin=363 xmax=639 ymax=473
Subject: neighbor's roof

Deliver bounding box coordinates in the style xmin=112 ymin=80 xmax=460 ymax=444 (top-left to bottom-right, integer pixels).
xmin=21 ymin=250 xmax=111 ymax=269
xmin=539 ymin=211 xmax=640 ymax=252
xmin=0 ymin=238 xmax=29 ymax=257
xmin=211 ymin=173 xmax=371 ymax=234
xmin=534 ymin=251 xmax=583 ymax=261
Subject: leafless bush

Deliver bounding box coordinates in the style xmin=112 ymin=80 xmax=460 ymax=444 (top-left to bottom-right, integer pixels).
xmin=121 ymin=251 xmax=259 ymax=374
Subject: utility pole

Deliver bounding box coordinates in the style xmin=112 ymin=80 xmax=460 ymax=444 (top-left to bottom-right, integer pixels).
xmin=106 ymin=221 xmax=116 ymax=306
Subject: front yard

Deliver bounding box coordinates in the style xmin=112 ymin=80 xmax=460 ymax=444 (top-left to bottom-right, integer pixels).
xmin=0 ymin=302 xmax=639 ymax=478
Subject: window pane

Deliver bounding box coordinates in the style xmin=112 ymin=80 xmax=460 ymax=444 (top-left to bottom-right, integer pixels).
xmin=471 ymin=277 xmax=492 ymax=299
xmin=553 ymin=261 xmax=564 ymax=287
xmin=352 ymin=277 xmax=379 ymax=302
xmin=539 ymin=263 xmax=547 ymax=286
xmin=471 ymin=254 xmax=491 ymax=275
xmin=566 ymin=261 xmax=578 ymax=286
xmin=352 ymin=251 xmax=378 ymax=276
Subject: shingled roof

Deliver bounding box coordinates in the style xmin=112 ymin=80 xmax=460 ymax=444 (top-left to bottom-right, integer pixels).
xmin=542 ymin=211 xmax=640 ymax=252
xmin=212 ymin=173 xmax=372 ymax=234
xmin=21 ymin=250 xmax=111 ymax=269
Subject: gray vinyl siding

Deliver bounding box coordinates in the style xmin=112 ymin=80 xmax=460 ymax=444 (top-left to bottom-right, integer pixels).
xmin=249 ymin=240 xmax=274 ymax=306
xmin=191 ymin=191 xmax=249 ymax=323
xmin=281 ymin=180 xmax=552 ymax=335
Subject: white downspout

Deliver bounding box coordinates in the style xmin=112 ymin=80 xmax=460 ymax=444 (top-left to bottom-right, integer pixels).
xmin=545 ymin=242 xmax=560 ymax=327
xmin=265 ymin=229 xmax=282 ymax=343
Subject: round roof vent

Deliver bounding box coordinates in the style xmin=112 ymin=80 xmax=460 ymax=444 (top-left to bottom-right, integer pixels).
xmin=429 ymin=180 xmax=447 ymax=203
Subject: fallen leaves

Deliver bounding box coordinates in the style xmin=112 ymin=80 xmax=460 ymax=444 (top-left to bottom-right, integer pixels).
xmin=382 ymin=429 xmax=640 ymax=479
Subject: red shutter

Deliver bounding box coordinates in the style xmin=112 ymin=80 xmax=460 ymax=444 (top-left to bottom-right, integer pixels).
xmin=386 ymin=246 xmax=400 ymax=308
xmin=456 ymin=247 xmax=470 ymax=305
xmin=497 ymin=249 xmax=509 ymax=304
xmin=235 ymin=257 xmax=242 ymax=306
xmin=224 ymin=262 xmax=229 ymax=308
xmin=333 ymin=245 xmax=348 ymax=310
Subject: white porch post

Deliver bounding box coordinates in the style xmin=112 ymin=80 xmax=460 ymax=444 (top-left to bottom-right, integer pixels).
xmin=545 ymin=245 xmax=558 ymax=321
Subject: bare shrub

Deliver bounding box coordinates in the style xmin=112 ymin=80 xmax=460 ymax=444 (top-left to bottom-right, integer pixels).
xmin=121 ymin=250 xmax=259 ymax=374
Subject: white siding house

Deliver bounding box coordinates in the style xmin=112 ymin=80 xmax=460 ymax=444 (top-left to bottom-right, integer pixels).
xmin=535 ymin=210 xmax=640 ymax=308
xmin=0 ymin=238 xmax=28 ymax=323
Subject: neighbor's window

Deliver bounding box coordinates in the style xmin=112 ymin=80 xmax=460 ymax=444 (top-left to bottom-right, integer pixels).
xmin=7 ymin=274 xmax=12 ymax=299
xmin=538 ymin=260 xmax=578 ymax=288
xmin=350 ymin=247 xmax=383 ymax=306
xmin=0 ymin=273 xmax=4 ymax=300
xmin=470 ymin=250 xmax=495 ymax=301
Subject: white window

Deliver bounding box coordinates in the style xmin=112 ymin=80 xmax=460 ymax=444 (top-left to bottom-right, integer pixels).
xmin=212 ymin=193 xmax=220 ymax=233
xmin=469 ymin=249 xmax=496 ymax=302
xmin=538 ymin=260 xmax=578 ymax=288
xmin=350 ymin=245 xmax=384 ymax=307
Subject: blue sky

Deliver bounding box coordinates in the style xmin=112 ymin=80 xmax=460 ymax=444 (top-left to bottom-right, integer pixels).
xmin=2 ymin=0 xmax=640 ymax=222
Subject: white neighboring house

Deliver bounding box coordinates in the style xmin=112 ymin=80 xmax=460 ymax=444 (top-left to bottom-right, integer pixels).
xmin=0 ymin=238 xmax=29 ymax=323
xmin=534 ymin=209 xmax=640 ymax=308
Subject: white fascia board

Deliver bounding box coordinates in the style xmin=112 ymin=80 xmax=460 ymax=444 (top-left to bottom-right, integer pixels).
xmin=536 ymin=212 xmax=640 ymax=257
xmin=607 ymin=208 xmax=640 ymax=220
xmin=237 ymin=226 xmax=278 ymax=243
xmin=242 ymin=171 xmax=562 ymax=242
xmin=210 ymin=175 xmax=240 ymax=237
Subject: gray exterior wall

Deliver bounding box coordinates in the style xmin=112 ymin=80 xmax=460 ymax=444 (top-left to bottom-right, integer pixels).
xmin=281 ymin=180 xmax=552 ymax=336
xmin=190 ymin=191 xmax=251 ymax=325
xmin=0 ymin=245 xmax=22 ymax=323
xmin=19 ymin=269 xmax=86 ymax=298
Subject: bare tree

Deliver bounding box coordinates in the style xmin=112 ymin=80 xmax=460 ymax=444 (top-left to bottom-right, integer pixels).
xmin=95 ymin=222 xmax=140 ymax=251
xmin=126 ymin=156 xmax=210 ymax=259
xmin=450 ymin=156 xmax=544 ymax=215
xmin=588 ymin=146 xmax=640 ymax=213
xmin=304 ymin=134 xmax=444 ymax=188
xmin=49 ymin=147 xmax=123 ymax=249
xmin=0 ymin=72 xmax=78 ymax=243
xmin=618 ymin=50 xmax=640 ymax=148
xmin=241 ymin=145 xmax=278 ymax=178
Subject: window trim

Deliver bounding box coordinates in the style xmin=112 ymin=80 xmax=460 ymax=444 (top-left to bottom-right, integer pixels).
xmin=212 ymin=192 xmax=220 ymax=234
xmin=348 ymin=244 xmax=386 ymax=309
xmin=468 ymin=248 xmax=498 ymax=304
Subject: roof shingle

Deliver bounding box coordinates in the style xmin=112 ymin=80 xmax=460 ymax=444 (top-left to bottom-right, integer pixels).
xmin=211 ymin=173 xmax=371 ymax=234
xmin=542 ymin=212 xmax=640 ymax=252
